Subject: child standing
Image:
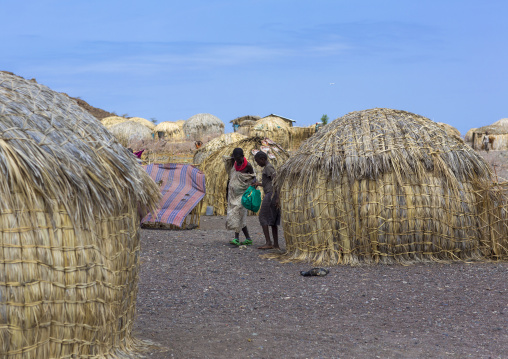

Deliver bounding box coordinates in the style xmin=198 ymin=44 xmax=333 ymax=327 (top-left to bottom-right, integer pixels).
xmin=253 ymin=151 xmax=280 ymax=250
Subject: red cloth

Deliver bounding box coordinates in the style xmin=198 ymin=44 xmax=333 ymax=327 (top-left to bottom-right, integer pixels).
xmin=134 ymin=150 xmax=144 ymax=159
xmin=234 ymin=157 xmax=248 ymax=171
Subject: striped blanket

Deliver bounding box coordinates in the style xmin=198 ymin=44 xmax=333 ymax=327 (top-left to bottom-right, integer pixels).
xmin=142 ymin=163 xmax=206 ymax=227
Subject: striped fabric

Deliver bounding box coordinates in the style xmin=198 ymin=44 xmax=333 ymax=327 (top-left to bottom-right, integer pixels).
xmin=142 ymin=163 xmax=206 ymax=227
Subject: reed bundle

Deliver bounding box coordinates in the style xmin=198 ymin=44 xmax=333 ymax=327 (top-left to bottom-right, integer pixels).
xmin=250 ymin=117 xmax=291 ymax=149
xmin=0 ymin=72 xmax=160 ymax=357
xmin=128 ymin=117 xmax=156 ymax=130
xmin=108 ymin=121 xmax=153 ymax=147
xmin=154 ymin=121 xmax=185 ymax=140
xmin=183 ymin=113 xmax=225 ymax=141
xmin=193 ymin=133 xmax=247 ymax=164
xmin=199 ymin=136 xmax=289 ymax=215
xmin=274 ymin=108 xmax=508 ymax=265
xmin=101 ymin=115 xmax=129 ymax=128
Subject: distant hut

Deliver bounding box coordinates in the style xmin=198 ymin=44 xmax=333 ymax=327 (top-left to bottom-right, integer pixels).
xmin=200 ymin=137 xmax=289 ymax=215
xmin=469 ymin=118 xmax=508 ymax=150
xmin=101 ymin=115 xmax=129 ymax=128
xmin=127 ymin=117 xmax=156 ymax=130
xmin=183 ymin=113 xmax=225 ymax=141
xmin=465 ymin=127 xmax=478 ymax=143
xmin=154 ymin=121 xmax=185 ymax=140
xmin=231 ymin=115 xmax=260 ymax=132
xmin=175 ymin=120 xmax=185 ymax=128
xmin=250 ymin=116 xmax=291 ymax=149
xmin=260 ymin=114 xmax=296 ymax=127
xmin=193 ymin=132 xmax=247 ymax=164
xmin=109 ymin=121 xmax=153 ymax=147
xmin=0 ymin=72 xmax=160 ymax=357
xmin=237 ymin=120 xmax=258 ymax=136
xmin=436 ymin=122 xmax=461 ymax=138
xmin=275 ymin=108 xmax=508 ymax=265
xmin=289 ymin=126 xmax=316 ymax=150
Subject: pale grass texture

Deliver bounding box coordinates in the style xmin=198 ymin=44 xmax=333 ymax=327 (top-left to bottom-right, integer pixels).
xmin=199 ymin=136 xmax=289 ymax=215
xmin=101 ymin=115 xmax=129 ymax=128
xmin=273 ymin=108 xmax=508 ymax=265
xmin=154 ymin=121 xmax=185 ymax=140
xmin=468 ymin=118 xmax=508 ymax=150
xmin=108 ymin=121 xmax=153 ymax=147
xmin=183 ymin=113 xmax=225 ymax=141
xmin=193 ymin=133 xmax=246 ymax=164
xmin=128 ymin=117 xmax=156 ymax=130
xmin=0 ymin=72 xmax=160 ymax=358
xmin=250 ymin=117 xmax=291 ymax=149
xmin=436 ymin=122 xmax=461 ymax=138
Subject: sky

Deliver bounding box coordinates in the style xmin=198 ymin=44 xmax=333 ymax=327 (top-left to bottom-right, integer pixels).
xmin=1 ymin=0 xmax=507 ymax=133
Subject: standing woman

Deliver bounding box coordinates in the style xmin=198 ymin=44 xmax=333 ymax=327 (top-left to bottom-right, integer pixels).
xmin=226 ymin=148 xmax=256 ymax=245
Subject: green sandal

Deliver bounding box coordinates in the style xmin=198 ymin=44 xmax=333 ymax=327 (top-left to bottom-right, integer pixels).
xmin=241 ymin=239 xmax=253 ymax=246
xmin=230 ymin=238 xmax=240 ymax=246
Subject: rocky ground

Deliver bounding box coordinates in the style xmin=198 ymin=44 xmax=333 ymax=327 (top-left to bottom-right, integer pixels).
xmin=133 ymin=216 xmax=508 ymax=359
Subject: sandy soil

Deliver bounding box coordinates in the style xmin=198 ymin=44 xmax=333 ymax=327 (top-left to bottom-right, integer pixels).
xmin=134 ymin=216 xmax=508 ymax=359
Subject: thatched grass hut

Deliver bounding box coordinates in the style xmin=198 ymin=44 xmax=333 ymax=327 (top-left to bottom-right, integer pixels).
xmin=436 ymin=122 xmax=461 ymax=138
xmin=237 ymin=120 xmax=258 ymax=136
xmin=175 ymin=120 xmax=185 ymax=128
xmin=199 ymin=136 xmax=289 ymax=215
xmin=154 ymin=121 xmax=185 ymax=140
xmin=193 ymin=132 xmax=247 ymax=164
xmin=231 ymin=115 xmax=260 ymax=132
xmin=275 ymin=108 xmax=508 ymax=265
xmin=468 ymin=118 xmax=508 ymax=150
xmin=108 ymin=120 xmax=153 ymax=147
xmin=128 ymin=116 xmax=156 ymax=130
xmin=465 ymin=127 xmax=478 ymax=143
xmin=289 ymin=126 xmax=316 ymax=150
xmin=183 ymin=113 xmax=225 ymax=141
xmin=0 ymin=72 xmax=160 ymax=357
xmin=250 ymin=117 xmax=291 ymax=149
xmin=101 ymin=115 xmax=129 ymax=128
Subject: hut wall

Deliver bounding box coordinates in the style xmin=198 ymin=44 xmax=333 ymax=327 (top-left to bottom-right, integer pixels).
xmin=280 ymin=172 xmax=507 ymax=265
xmin=289 ymin=127 xmax=316 ymax=150
xmin=472 ymin=133 xmax=508 ymax=151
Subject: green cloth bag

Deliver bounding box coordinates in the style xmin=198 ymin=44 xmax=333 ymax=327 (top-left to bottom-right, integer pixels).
xmin=241 ymin=186 xmax=262 ymax=213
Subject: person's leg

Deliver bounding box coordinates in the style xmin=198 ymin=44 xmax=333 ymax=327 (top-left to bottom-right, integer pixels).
xmin=230 ymin=232 xmax=241 ymax=245
xmin=241 ymin=227 xmax=252 ymax=245
xmin=258 ymin=225 xmax=273 ymax=249
xmin=271 ymin=225 xmax=279 ymax=249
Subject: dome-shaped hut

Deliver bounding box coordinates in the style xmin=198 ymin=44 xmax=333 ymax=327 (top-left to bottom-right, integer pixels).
xmin=464 ymin=127 xmax=478 ymax=143
xmin=183 ymin=113 xmax=225 ymax=141
xmin=468 ymin=118 xmax=508 ymax=150
xmin=101 ymin=115 xmax=129 ymax=128
xmin=250 ymin=117 xmax=291 ymax=149
xmin=275 ymin=108 xmax=508 ymax=265
xmin=436 ymin=122 xmax=461 ymax=138
xmin=154 ymin=121 xmax=185 ymax=140
xmin=0 ymin=72 xmax=160 ymax=357
xmin=200 ymin=136 xmax=289 ymax=215
xmin=108 ymin=121 xmax=153 ymax=147
xmin=193 ymin=132 xmax=246 ymax=164
xmin=128 ymin=116 xmax=156 ymax=130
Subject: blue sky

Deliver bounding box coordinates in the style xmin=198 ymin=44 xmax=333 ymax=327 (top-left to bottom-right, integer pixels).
xmin=2 ymin=0 xmax=507 ymax=133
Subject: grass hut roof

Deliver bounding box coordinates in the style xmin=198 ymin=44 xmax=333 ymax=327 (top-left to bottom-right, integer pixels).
xmin=0 ymin=71 xmax=160 ymax=357
xmin=436 ymin=122 xmax=461 ymax=138
xmin=154 ymin=121 xmax=185 ymax=140
xmin=108 ymin=120 xmax=154 ymax=147
xmin=175 ymin=119 xmax=185 ymax=128
xmin=199 ymin=136 xmax=289 ymax=215
xmin=469 ymin=118 xmax=508 ymax=150
xmin=476 ymin=118 xmax=508 ymax=135
xmin=250 ymin=116 xmax=291 ymax=149
xmin=274 ymin=108 xmax=507 ymax=265
xmin=260 ymin=114 xmax=296 ymax=126
xmin=465 ymin=127 xmax=478 ymax=142
xmin=230 ymin=115 xmax=260 ymax=125
xmin=193 ymin=132 xmax=247 ymax=164
xmin=101 ymin=115 xmax=129 ymax=128
xmin=128 ymin=116 xmax=156 ymax=130
xmin=183 ymin=113 xmax=225 ymax=140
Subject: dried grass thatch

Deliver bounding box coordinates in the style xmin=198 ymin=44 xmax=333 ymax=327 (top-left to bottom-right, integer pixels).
xmin=154 ymin=121 xmax=185 ymax=140
xmin=231 ymin=115 xmax=260 ymax=125
xmin=109 ymin=120 xmax=154 ymax=147
xmin=0 ymin=72 xmax=160 ymax=357
xmin=289 ymin=126 xmax=316 ymax=150
xmin=128 ymin=116 xmax=156 ymax=130
xmin=175 ymin=120 xmax=185 ymax=128
xmin=274 ymin=108 xmax=508 ymax=265
xmin=199 ymin=136 xmax=289 ymax=215
xmin=101 ymin=115 xmax=129 ymax=128
xmin=193 ymin=133 xmax=247 ymax=164
xmin=436 ymin=122 xmax=461 ymax=138
xmin=250 ymin=117 xmax=291 ymax=149
xmin=465 ymin=127 xmax=478 ymax=142
xmin=183 ymin=113 xmax=225 ymax=141
xmin=468 ymin=119 xmax=508 ymax=150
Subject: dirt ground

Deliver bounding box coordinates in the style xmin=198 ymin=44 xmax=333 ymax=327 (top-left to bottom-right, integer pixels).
xmin=134 ymin=215 xmax=508 ymax=359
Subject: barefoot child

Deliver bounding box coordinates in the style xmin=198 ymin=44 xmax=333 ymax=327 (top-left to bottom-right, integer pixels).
xmin=226 ymin=148 xmax=256 ymax=246
xmin=253 ymin=151 xmax=280 ymax=250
